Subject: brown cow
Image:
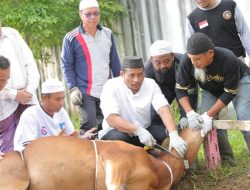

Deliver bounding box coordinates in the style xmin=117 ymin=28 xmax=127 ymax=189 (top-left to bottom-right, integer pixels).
xmin=0 ymin=151 xmax=29 ymax=190
xmin=0 ymin=128 xmax=203 ymax=190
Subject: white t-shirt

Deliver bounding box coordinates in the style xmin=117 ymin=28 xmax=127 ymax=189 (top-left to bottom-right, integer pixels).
xmin=14 ymin=105 xmax=75 ymax=151
xmin=98 ymin=76 xmax=169 ymax=138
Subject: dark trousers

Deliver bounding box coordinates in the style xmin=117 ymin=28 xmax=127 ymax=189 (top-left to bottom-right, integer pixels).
xmin=101 ymin=124 xmax=167 ymax=147
xmin=79 ymin=94 xmax=103 ymax=131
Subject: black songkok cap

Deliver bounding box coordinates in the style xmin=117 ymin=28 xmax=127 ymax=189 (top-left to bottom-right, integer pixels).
xmin=122 ymin=56 xmax=144 ymax=69
xmin=186 ymin=33 xmax=215 ymax=54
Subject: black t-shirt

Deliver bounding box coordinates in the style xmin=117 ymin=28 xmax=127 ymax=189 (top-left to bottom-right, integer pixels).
xmin=188 ymin=0 xmax=245 ymax=57
xmin=144 ymin=53 xmax=183 ymax=104
xmin=144 ymin=53 xmax=197 ymax=119
xmin=176 ymin=47 xmax=250 ymax=105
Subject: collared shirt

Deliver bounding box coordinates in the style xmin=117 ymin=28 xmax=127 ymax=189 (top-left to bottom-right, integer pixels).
xmin=98 ymin=77 xmax=169 ymax=138
xmin=0 ymin=27 xmax=40 ymax=120
xmin=14 ymin=105 xmax=75 ymax=151
xmin=61 ymin=24 xmax=121 ymax=98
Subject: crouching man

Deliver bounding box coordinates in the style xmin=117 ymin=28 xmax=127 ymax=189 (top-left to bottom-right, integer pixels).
xmin=98 ymin=56 xmax=187 ymax=158
xmin=14 ymin=79 xmax=95 ymax=151
xmin=176 ymin=33 xmax=250 ymax=166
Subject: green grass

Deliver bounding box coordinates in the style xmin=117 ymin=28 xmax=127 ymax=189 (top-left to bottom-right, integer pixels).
xmin=190 ymin=130 xmax=250 ymax=188
xmin=70 ymin=114 xmax=80 ymax=130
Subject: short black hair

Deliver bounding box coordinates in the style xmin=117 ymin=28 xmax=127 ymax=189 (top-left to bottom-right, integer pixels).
xmin=186 ymin=33 xmax=214 ymax=55
xmin=0 ymin=55 xmax=10 ymax=70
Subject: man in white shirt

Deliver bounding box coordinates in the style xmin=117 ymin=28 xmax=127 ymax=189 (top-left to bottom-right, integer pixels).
xmin=0 ymin=55 xmax=10 ymax=159
xmin=99 ymin=56 xmax=187 ymax=158
xmin=0 ymin=23 xmax=40 ymax=153
xmin=14 ymin=79 xmax=79 ymax=151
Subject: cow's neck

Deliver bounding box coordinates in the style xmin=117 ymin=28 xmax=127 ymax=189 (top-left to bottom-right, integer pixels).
xmin=156 ymin=128 xmax=204 ymax=187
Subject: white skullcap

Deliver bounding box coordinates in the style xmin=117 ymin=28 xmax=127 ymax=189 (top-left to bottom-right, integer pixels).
xmin=79 ymin=0 xmax=99 ymax=11
xmin=150 ymin=40 xmax=172 ymax=56
xmin=41 ymin=79 xmax=65 ymax=94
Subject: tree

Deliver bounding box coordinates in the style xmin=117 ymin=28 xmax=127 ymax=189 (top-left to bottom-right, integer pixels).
xmin=0 ymin=0 xmax=126 ymax=57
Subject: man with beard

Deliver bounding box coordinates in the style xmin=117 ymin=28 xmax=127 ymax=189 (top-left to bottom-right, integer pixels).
xmin=144 ymin=40 xmax=198 ymax=130
xmin=185 ymin=0 xmax=250 ymax=166
xmin=98 ymin=56 xmax=187 ymax=158
xmin=176 ymin=33 xmax=250 ymax=166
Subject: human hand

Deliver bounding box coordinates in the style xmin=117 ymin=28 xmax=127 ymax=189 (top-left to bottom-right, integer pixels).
xmin=179 ymin=117 xmax=189 ymax=130
xmin=82 ymin=128 xmax=97 ymax=140
xmin=186 ymin=110 xmax=203 ymax=129
xmin=69 ymin=87 xmax=82 ymax=105
xmin=200 ymin=112 xmax=213 ymax=137
xmin=58 ymin=128 xmax=66 ymax=136
xmin=135 ymin=127 xmax=156 ymax=147
xmin=15 ymin=89 xmax=32 ymax=105
xmin=0 ymin=151 xmax=5 ymax=160
xmin=169 ymin=130 xmax=188 ymax=158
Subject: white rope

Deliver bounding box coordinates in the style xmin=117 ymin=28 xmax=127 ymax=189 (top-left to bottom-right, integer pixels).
xmin=161 ymin=160 xmax=173 ymax=186
xmin=18 ymin=150 xmax=25 ymax=161
xmin=91 ymin=140 xmax=98 ymax=190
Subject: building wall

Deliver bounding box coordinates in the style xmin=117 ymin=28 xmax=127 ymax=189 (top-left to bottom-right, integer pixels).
xmin=115 ymin=0 xmax=250 ymax=61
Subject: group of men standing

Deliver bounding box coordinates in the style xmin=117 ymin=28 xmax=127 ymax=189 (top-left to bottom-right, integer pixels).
xmin=1 ymin=0 xmax=250 ymax=169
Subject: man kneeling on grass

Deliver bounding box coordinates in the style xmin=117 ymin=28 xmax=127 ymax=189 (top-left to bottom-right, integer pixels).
xmin=98 ymin=56 xmax=187 ymax=158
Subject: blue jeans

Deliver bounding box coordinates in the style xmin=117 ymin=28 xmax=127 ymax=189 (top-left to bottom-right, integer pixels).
xmin=201 ymin=75 xmax=250 ymax=136
xmin=201 ymin=75 xmax=250 ymax=158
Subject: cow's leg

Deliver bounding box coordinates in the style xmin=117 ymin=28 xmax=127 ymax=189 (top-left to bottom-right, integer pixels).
xmin=105 ymin=160 xmax=127 ymax=190
xmin=104 ymin=159 xmax=158 ymax=190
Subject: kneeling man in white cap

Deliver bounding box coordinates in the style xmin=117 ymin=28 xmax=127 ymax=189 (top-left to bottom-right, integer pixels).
xmin=14 ymin=79 xmax=94 ymax=151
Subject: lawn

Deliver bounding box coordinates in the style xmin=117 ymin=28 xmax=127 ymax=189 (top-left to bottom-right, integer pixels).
xmin=173 ymin=130 xmax=250 ymax=190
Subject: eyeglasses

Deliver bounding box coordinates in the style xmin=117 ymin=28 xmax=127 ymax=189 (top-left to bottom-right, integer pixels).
xmin=82 ymin=11 xmax=100 ymax=19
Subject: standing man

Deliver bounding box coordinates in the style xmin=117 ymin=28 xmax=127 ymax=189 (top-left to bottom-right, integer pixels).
xmin=61 ymin=0 xmax=121 ymax=135
xmin=99 ymin=56 xmax=187 ymax=158
xmin=186 ymin=0 xmax=250 ymax=66
xmin=176 ymin=33 xmax=250 ymax=165
xmin=186 ymin=0 xmax=250 ymax=165
xmin=0 ymin=23 xmax=40 ymax=153
xmin=0 ymin=55 xmax=11 ymax=159
xmin=14 ymin=79 xmax=96 ymax=152
xmin=144 ymin=40 xmax=198 ymax=129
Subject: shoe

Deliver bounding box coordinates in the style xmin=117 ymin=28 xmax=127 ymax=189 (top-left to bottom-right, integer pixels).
xmin=243 ymin=135 xmax=250 ymax=156
xmin=221 ymin=157 xmax=237 ymax=167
